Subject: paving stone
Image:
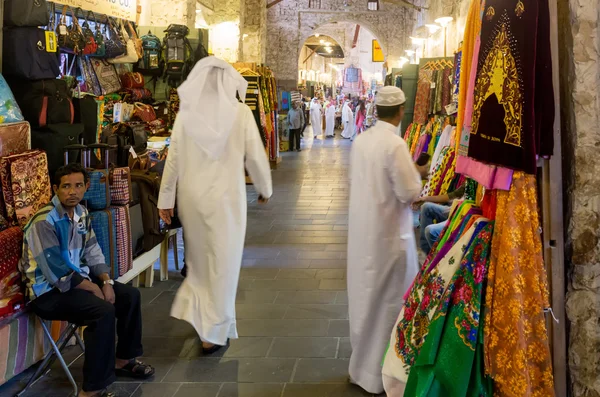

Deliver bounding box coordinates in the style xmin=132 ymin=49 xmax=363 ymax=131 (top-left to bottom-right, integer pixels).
xmin=239 ymin=268 xmax=280 ymax=280
xmin=269 ymin=337 xmax=338 ymax=358
xmin=309 ymin=260 xmax=347 ymax=269
xmin=316 ymin=269 xmax=346 ymax=279
xmin=173 ymin=383 xmax=222 ymax=397
xmin=237 ymin=319 xmax=330 ymax=337
xmin=338 ymin=337 xmax=352 ymax=359
xmin=319 ymin=279 xmax=348 ymax=290
xmin=282 ymin=383 xmax=373 ymax=397
xmin=218 ymin=383 xmax=284 ymax=397
xmin=328 ymin=320 xmax=350 ymax=337
xmin=141 ymin=337 xmax=197 ymax=358
xmin=185 ymin=338 xmax=273 ymax=359
xmin=292 ymin=358 xmax=350 ymax=383
xmin=235 ymin=304 xmax=289 ymax=319
xmin=164 ymin=358 xmax=295 ymax=383
xmin=250 ymin=279 xmax=321 ymax=291
xmin=275 ymin=290 xmax=338 ymax=304
xmin=276 ymin=269 xmax=317 ymax=279
xmin=285 ymin=304 xmax=348 ymax=320
xmin=235 ymin=290 xmax=279 ymax=304
xmin=335 ymin=292 xmax=349 ymax=304
xmin=132 ymin=383 xmax=182 ymax=397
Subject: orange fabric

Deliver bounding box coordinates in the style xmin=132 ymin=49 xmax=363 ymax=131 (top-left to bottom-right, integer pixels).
xmin=484 ymin=172 xmax=554 ymax=396
xmin=454 ymin=0 xmax=483 ymax=154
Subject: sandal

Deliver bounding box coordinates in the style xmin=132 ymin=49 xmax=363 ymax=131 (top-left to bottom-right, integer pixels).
xmin=115 ymin=359 xmax=155 ymax=379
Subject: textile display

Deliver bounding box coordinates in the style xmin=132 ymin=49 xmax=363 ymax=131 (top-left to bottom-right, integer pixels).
xmin=109 ymin=167 xmax=131 ymax=205
xmin=112 ymin=206 xmax=133 ymax=277
xmin=0 ymin=122 xmax=31 ymax=158
xmin=466 ymin=0 xmax=554 ymax=173
xmin=484 ymin=172 xmax=554 ymax=396
xmin=10 ymin=153 xmax=52 ymax=228
xmin=413 ymin=81 xmax=431 ymax=125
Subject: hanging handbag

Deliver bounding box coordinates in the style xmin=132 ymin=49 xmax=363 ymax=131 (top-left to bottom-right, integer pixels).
xmin=126 ymin=21 xmax=144 ymax=59
xmin=79 ymin=57 xmax=103 ymax=96
xmin=108 ymin=20 xmax=139 ymax=64
xmin=90 ymin=59 xmax=122 ymax=95
xmin=4 ymin=0 xmax=50 ymax=27
xmin=133 ymin=103 xmax=156 ymax=123
xmin=90 ymin=12 xmax=106 ymax=57
xmin=56 ymin=6 xmax=86 ymax=54
xmin=121 ymin=72 xmax=145 ymax=89
xmin=3 ymin=28 xmax=60 ymax=80
xmin=104 ymin=17 xmax=127 ymax=59
xmin=80 ymin=9 xmax=98 ymax=56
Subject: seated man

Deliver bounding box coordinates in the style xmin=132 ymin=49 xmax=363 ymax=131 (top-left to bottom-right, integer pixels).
xmin=417 ymin=184 xmax=466 ymax=253
xmin=21 ymin=164 xmax=154 ymax=397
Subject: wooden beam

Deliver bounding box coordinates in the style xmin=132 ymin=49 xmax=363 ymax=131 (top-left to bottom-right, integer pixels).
xmin=267 ymin=0 xmax=285 ymax=8
xmin=352 ymin=25 xmax=361 ymax=48
xmin=303 ymin=48 xmax=316 ymax=64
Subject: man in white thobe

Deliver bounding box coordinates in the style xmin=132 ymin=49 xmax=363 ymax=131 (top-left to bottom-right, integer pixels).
xmin=310 ymin=98 xmax=323 ymax=139
xmin=347 ymin=86 xmax=428 ymax=394
xmin=341 ymin=100 xmax=354 ymax=139
xmin=157 ymin=57 xmax=273 ymax=353
xmin=325 ymin=103 xmax=336 ymax=137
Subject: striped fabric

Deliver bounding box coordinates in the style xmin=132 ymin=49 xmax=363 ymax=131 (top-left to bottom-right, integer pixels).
xmin=90 ymin=209 xmax=118 ymax=279
xmin=109 ymin=168 xmax=131 ymax=206
xmin=111 ymin=206 xmax=132 ymax=277
xmin=84 ymin=170 xmax=110 ymax=211
xmin=0 ymin=312 xmax=67 ymax=385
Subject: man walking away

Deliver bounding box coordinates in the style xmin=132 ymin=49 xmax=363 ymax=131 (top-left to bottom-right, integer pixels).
xmin=287 ymin=101 xmax=305 ymax=151
xmin=347 ymin=86 xmax=429 ymax=394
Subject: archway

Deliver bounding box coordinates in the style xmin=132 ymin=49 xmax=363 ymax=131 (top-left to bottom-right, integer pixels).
xmin=298 ymin=22 xmax=386 ymax=98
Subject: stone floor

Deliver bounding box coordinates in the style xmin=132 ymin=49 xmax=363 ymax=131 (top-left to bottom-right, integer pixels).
xmin=0 ymin=131 xmax=383 ymax=397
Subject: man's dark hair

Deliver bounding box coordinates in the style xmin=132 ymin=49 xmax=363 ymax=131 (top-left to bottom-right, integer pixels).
xmin=54 ymin=164 xmax=89 ymax=186
xmin=376 ymin=104 xmax=402 ymax=120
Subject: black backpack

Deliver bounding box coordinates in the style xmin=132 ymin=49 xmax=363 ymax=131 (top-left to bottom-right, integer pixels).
xmin=130 ymin=170 xmax=164 ymax=252
xmin=162 ymin=24 xmax=194 ymax=87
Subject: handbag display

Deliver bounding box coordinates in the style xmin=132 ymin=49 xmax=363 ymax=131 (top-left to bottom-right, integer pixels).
xmin=4 ymin=0 xmax=50 ymax=27
xmin=81 ymin=10 xmax=98 ymax=56
xmin=90 ymin=59 xmax=122 ymax=95
xmin=56 ymin=6 xmax=86 ymax=54
xmin=91 ymin=12 xmax=106 ymax=57
xmin=3 ymin=28 xmax=60 ymax=80
xmin=133 ymin=103 xmax=156 ymax=123
xmin=127 ymin=21 xmax=144 ymax=59
xmin=104 ymin=18 xmax=127 ymax=59
xmin=108 ymin=20 xmax=139 ymax=64
xmin=79 ymin=57 xmax=103 ymax=96
xmin=121 ymin=72 xmax=145 ymax=89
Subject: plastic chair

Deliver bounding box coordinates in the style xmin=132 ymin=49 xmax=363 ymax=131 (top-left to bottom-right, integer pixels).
xmin=15 ymin=321 xmax=85 ymax=397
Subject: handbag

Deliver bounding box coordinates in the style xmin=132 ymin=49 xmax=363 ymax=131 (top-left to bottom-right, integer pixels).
xmin=126 ymin=21 xmax=143 ymax=59
xmin=90 ymin=59 xmax=122 ymax=95
xmin=108 ymin=20 xmax=139 ymax=64
xmin=133 ymin=103 xmax=156 ymax=123
xmin=56 ymin=6 xmax=86 ymax=54
xmin=104 ymin=18 xmax=127 ymax=59
xmin=91 ymin=12 xmax=106 ymax=57
xmin=81 ymin=10 xmax=98 ymax=56
xmin=4 ymin=0 xmax=50 ymax=27
xmin=79 ymin=57 xmax=102 ymax=96
xmin=121 ymin=72 xmax=145 ymax=89
xmin=3 ymin=28 xmax=60 ymax=80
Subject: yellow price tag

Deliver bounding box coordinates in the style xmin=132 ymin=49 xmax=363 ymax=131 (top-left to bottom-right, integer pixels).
xmin=45 ymin=31 xmax=57 ymax=53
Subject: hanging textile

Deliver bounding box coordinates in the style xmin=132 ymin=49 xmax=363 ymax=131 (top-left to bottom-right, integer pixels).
xmin=466 ymin=0 xmax=554 ymax=173
xmin=484 ymin=172 xmax=554 ymax=396
xmin=414 ymin=81 xmax=432 ymax=125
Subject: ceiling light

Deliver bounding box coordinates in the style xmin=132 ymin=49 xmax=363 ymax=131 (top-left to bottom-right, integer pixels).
xmin=320 ymin=39 xmax=325 ymax=44
xmin=315 ymin=34 xmax=321 ymax=37
xmin=325 ymin=42 xmax=332 ymax=46
xmin=399 ymin=57 xmax=409 ymax=67
xmin=405 ymin=49 xmax=416 ymax=56
xmin=434 ymin=16 xmax=453 ymax=27
xmin=425 ymin=24 xmax=441 ymax=34
xmin=410 ymin=36 xmax=426 ymax=45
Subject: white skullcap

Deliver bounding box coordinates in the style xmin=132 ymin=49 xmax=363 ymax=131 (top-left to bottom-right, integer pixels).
xmin=375 ymin=86 xmax=406 ymax=106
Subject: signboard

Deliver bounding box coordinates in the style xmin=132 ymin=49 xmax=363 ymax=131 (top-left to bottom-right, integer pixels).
xmin=51 ymin=0 xmax=137 ymax=21
xmin=372 ymin=40 xmax=384 ymax=62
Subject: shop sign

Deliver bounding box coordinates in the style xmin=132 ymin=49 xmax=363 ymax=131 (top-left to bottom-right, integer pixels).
xmin=372 ymin=40 xmax=384 ymax=62
xmin=52 ymin=0 xmax=137 ymax=21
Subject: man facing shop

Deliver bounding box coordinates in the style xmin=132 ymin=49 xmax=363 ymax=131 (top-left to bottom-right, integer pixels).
xmin=20 ymin=164 xmax=154 ymax=397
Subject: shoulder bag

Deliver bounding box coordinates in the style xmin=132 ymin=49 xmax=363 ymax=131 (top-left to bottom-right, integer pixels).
xmin=3 ymin=28 xmax=60 ymax=80
xmin=108 ymin=20 xmax=139 ymax=64
xmin=127 ymin=21 xmax=144 ymax=59
xmin=56 ymin=6 xmax=86 ymax=54
xmin=90 ymin=59 xmax=122 ymax=95
xmin=4 ymin=0 xmax=50 ymax=27
xmin=104 ymin=17 xmax=127 ymax=59
xmin=80 ymin=9 xmax=98 ymax=56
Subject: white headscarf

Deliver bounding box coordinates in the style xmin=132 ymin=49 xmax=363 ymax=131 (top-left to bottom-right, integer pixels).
xmin=177 ymin=57 xmax=249 ymax=160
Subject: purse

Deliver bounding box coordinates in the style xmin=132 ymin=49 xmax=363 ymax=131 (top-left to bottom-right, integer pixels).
xmin=121 ymin=72 xmax=145 ymax=89
xmin=79 ymin=57 xmax=102 ymax=96
xmin=4 ymin=0 xmax=50 ymax=27
xmin=127 ymin=21 xmax=143 ymax=59
xmin=104 ymin=17 xmax=126 ymax=59
xmin=108 ymin=20 xmax=139 ymax=64
xmin=80 ymin=10 xmax=98 ymax=56
xmin=90 ymin=59 xmax=122 ymax=95
xmin=133 ymin=103 xmax=156 ymax=123
xmin=91 ymin=12 xmax=106 ymax=57
xmin=56 ymin=6 xmax=86 ymax=54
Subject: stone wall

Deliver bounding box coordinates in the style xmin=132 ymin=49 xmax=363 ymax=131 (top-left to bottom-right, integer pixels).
xmin=559 ymin=0 xmax=600 ymax=394
xmin=420 ymin=0 xmax=468 ymax=57
xmin=266 ymin=0 xmax=419 ymax=86
xmin=241 ymin=0 xmax=268 ymax=63
xmin=139 ymin=0 xmax=196 ymax=28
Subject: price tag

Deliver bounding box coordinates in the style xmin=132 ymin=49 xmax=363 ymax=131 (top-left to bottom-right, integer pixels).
xmin=59 ymin=25 xmax=67 ymax=35
xmin=430 ymin=82 xmax=436 ymax=89
xmin=45 ymin=31 xmax=57 ymax=53
xmin=129 ymin=146 xmax=138 ymax=159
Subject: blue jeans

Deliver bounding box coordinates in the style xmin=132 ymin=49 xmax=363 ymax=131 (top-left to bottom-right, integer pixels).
xmin=419 ymin=203 xmax=450 ymax=253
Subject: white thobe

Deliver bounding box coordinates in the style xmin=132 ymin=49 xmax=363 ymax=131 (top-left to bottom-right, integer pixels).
xmin=158 ymin=104 xmax=272 ymax=345
xmin=310 ymin=103 xmax=323 ymax=138
xmin=325 ymin=106 xmax=336 ymax=137
xmin=341 ymin=104 xmax=354 ymax=139
xmin=347 ymin=121 xmax=422 ymax=394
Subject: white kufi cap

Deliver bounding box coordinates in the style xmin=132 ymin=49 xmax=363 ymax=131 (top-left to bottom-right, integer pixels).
xmin=375 ymin=86 xmax=406 ymax=106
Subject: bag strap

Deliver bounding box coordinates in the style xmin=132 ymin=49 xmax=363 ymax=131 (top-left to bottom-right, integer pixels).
xmin=127 ymin=21 xmax=139 ymax=40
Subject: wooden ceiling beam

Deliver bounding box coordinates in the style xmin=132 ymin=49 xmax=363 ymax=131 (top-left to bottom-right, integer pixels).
xmin=352 ymin=25 xmax=361 ymax=48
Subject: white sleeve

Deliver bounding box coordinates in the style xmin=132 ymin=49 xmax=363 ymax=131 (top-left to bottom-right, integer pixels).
xmin=387 ymin=141 xmax=422 ymax=204
xmin=157 ymin=115 xmax=182 ymax=209
xmin=244 ymin=107 xmax=273 ymax=199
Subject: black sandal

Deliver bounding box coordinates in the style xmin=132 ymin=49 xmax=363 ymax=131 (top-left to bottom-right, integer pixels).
xmin=115 ymin=359 xmax=155 ymax=379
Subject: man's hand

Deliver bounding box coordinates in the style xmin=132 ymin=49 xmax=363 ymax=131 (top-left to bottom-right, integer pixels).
xmin=76 ymin=279 xmax=104 ymax=301
xmin=102 ymin=283 xmax=116 ymax=304
xmin=258 ymin=195 xmax=270 ymax=205
xmin=159 ymin=208 xmax=174 ymax=225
